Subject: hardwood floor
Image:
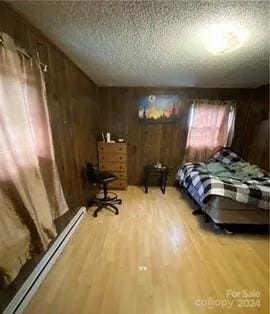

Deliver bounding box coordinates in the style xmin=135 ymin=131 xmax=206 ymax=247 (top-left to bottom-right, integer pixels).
xmin=25 ymin=187 xmax=269 ymax=314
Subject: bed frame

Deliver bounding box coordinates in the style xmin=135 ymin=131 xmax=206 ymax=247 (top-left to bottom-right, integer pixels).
xmin=203 ymin=196 xmax=269 ymax=225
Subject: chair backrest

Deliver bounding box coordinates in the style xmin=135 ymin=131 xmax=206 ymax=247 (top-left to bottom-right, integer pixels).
xmin=86 ymin=163 xmax=99 ymax=183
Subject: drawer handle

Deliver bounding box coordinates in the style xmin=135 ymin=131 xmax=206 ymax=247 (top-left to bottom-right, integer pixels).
xmin=101 ymin=147 xmax=104 ymax=150
xmin=120 ymin=157 xmax=122 ymax=160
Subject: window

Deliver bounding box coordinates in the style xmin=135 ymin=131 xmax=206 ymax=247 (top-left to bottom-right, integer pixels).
xmin=185 ymin=101 xmax=235 ymax=162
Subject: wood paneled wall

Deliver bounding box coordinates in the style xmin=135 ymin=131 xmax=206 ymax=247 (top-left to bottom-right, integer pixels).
xmin=99 ymin=87 xmax=256 ymax=185
xmin=246 ymin=85 xmax=269 ymax=171
xmin=0 ymin=2 xmax=99 ymax=210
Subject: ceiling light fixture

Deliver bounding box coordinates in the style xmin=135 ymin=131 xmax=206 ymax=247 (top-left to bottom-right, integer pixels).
xmin=202 ymin=23 xmax=248 ymax=55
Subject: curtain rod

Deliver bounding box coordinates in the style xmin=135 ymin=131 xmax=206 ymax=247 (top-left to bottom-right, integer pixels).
xmin=16 ymin=46 xmax=32 ymax=59
xmin=0 ymin=35 xmax=48 ymax=71
xmin=0 ymin=35 xmax=32 ymax=59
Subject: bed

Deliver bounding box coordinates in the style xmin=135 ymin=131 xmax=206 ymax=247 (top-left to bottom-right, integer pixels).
xmin=176 ymin=148 xmax=270 ymax=225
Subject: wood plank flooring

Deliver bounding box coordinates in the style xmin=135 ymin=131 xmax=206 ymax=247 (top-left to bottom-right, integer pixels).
xmin=25 ymin=187 xmax=269 ymax=314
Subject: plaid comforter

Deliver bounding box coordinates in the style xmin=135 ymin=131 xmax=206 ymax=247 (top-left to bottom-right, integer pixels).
xmin=176 ymin=149 xmax=270 ymax=210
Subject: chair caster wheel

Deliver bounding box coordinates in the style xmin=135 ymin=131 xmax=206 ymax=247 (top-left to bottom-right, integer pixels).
xmin=115 ymin=212 xmax=119 ymax=215
xmin=119 ymin=200 xmax=122 ymax=205
xmin=93 ymin=212 xmax=98 ymax=218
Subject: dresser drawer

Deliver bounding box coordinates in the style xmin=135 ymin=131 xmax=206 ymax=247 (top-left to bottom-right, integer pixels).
xmin=109 ymin=179 xmax=127 ymax=190
xmin=99 ymin=162 xmax=126 ymax=172
xmin=98 ymin=142 xmax=126 ymax=154
xmin=113 ymin=171 xmax=127 ymax=179
xmin=99 ymin=152 xmax=127 ymax=163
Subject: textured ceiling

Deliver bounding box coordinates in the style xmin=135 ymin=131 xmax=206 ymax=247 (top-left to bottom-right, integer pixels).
xmin=10 ymin=1 xmax=269 ymax=87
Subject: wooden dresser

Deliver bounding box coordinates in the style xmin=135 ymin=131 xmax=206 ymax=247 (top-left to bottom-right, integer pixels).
xmin=97 ymin=142 xmax=127 ymax=190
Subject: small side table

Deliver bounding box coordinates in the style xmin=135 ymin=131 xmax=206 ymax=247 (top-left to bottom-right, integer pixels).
xmin=144 ymin=165 xmax=169 ymax=194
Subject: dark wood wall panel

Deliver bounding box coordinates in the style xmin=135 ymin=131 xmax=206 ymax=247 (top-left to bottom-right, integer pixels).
xmin=99 ymin=87 xmax=255 ymax=185
xmin=246 ymin=85 xmax=269 ymax=171
xmin=0 ymin=2 xmax=99 ymax=210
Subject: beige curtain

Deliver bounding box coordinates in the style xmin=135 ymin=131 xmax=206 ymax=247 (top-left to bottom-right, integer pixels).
xmin=0 ymin=33 xmax=68 ymax=286
xmin=185 ymin=100 xmax=236 ymax=162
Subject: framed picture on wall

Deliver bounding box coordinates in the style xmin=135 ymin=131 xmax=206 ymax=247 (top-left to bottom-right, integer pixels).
xmin=138 ymin=94 xmax=180 ymax=123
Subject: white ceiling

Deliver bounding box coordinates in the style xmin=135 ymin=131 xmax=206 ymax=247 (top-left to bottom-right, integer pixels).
xmin=10 ymin=1 xmax=269 ymax=88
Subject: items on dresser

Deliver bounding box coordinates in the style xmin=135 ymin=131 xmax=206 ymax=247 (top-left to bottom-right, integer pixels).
xmin=101 ymin=131 xmax=105 ymax=142
xmin=106 ymin=132 xmax=111 ymax=142
xmin=97 ymin=142 xmax=127 ymax=190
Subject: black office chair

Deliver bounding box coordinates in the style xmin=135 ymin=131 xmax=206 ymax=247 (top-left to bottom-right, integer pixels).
xmin=86 ymin=163 xmax=122 ymax=217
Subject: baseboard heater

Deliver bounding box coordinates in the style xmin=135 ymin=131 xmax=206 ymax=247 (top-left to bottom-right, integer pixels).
xmin=4 ymin=207 xmax=87 ymax=314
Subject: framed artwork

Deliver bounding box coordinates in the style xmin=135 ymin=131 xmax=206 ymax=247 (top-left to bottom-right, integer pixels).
xmin=138 ymin=94 xmax=180 ymax=123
